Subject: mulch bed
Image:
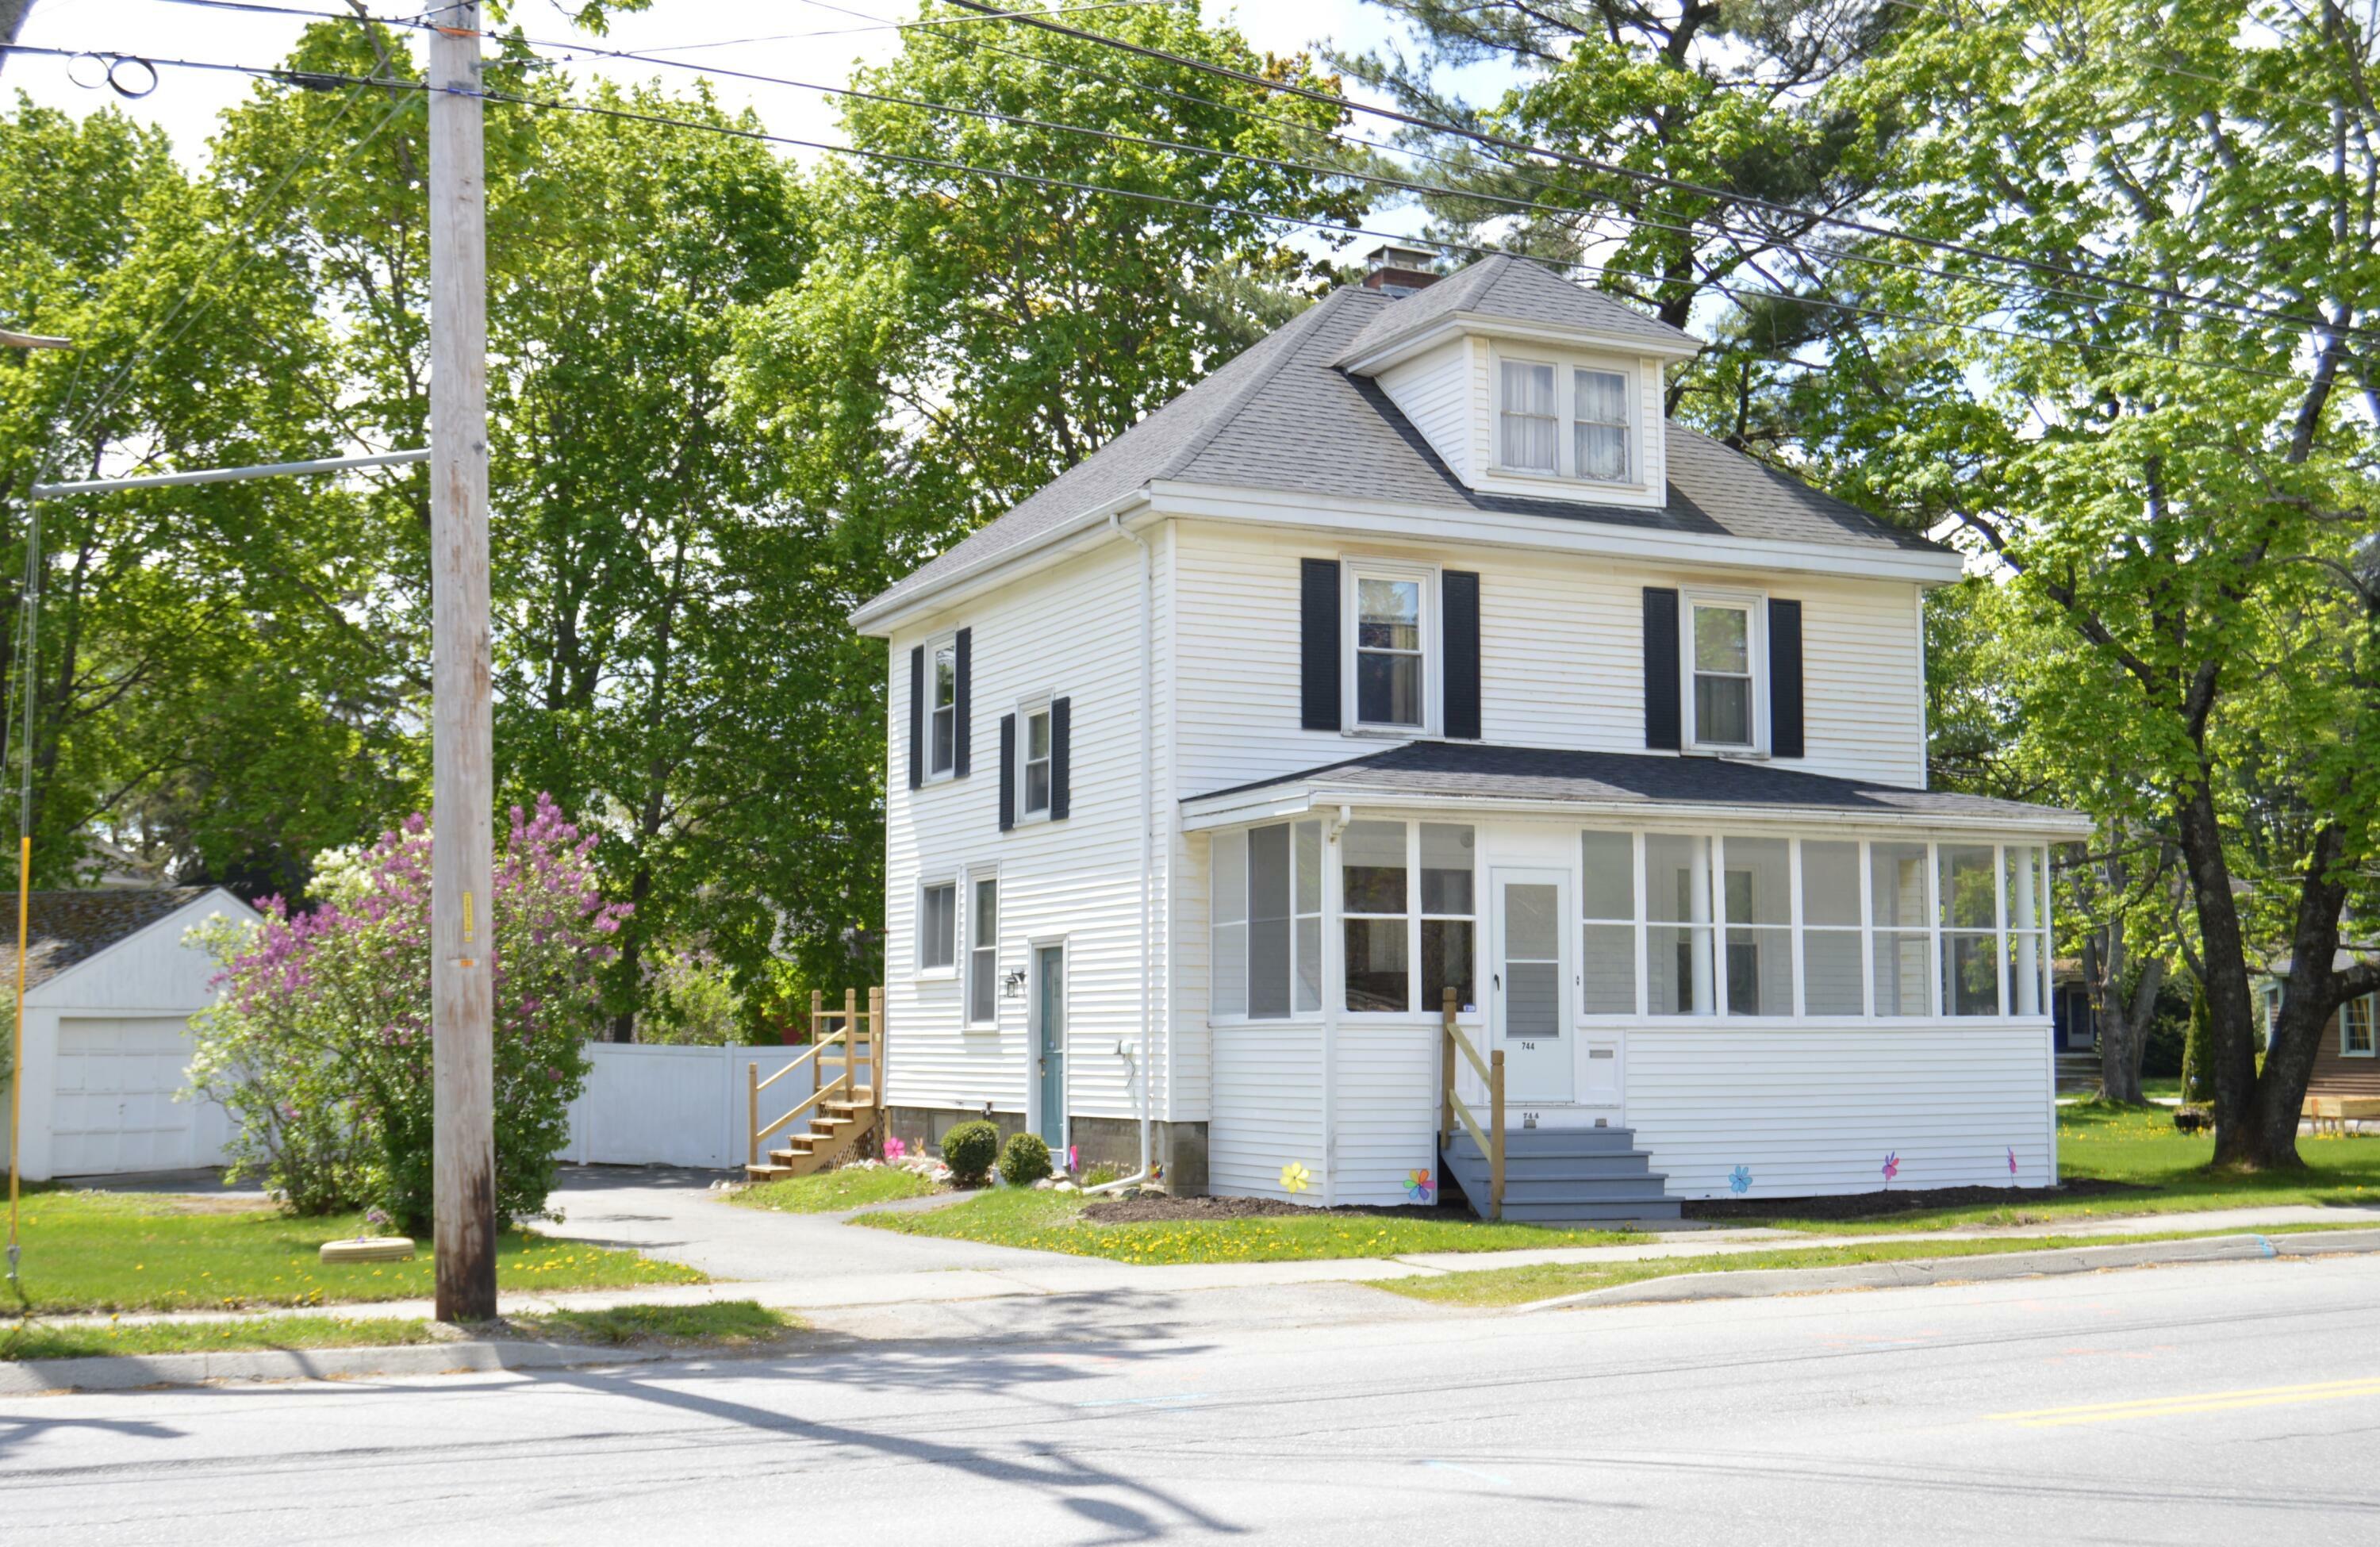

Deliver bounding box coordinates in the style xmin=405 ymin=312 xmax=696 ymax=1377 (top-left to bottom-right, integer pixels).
xmin=1681 ymin=1177 xmax=2150 ymax=1223
xmin=1080 ymin=1194 xmax=1482 ymax=1226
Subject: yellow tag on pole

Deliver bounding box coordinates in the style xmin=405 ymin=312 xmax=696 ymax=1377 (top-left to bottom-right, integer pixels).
xmin=462 ymin=889 xmax=474 ymax=944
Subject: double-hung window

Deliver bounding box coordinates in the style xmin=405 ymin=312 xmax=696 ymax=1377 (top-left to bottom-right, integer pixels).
xmin=1497 ymin=359 xmax=1558 ymax=473
xmin=918 ymin=879 xmax=957 ymax=973
xmin=1575 ymin=367 xmax=1631 ymax=482
xmin=1342 ymin=820 xmax=1474 ymax=1014
xmin=965 ymin=876 xmax=998 ymax=1024
xmin=1352 ymin=572 xmax=1427 ymax=730
xmin=1022 ymin=704 xmax=1053 ymax=818
xmin=2346 ymin=994 xmax=2378 ymax=1057
xmin=1689 ymin=601 xmax=1756 ymax=749
xmin=927 ymin=639 xmax=958 ymax=778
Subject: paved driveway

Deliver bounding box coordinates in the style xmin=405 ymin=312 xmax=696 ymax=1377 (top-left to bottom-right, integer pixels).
xmin=541 ymin=1165 xmax=1054 ymax=1283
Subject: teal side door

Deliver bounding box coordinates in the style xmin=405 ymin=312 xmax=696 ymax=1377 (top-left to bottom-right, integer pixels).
xmin=1035 ymin=945 xmax=1065 ymax=1148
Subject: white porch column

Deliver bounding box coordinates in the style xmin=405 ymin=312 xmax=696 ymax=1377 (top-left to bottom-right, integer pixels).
xmin=1688 ymin=835 xmax=1715 ymax=1014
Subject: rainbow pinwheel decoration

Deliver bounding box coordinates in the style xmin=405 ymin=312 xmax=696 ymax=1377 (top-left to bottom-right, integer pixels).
xmin=1405 ymin=1169 xmax=1434 ymax=1203
xmin=1280 ymin=1161 xmax=1312 ymax=1195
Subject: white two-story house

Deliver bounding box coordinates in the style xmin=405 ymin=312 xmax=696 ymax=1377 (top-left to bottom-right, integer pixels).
xmin=852 ymin=249 xmax=2088 ymax=1219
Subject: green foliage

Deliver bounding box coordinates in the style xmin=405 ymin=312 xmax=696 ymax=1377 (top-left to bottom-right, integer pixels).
xmin=998 ymin=1130 xmax=1054 ymax=1188
xmin=186 ymin=797 xmax=627 ymax=1231
xmin=2182 ymin=986 xmax=2213 ymax=1105
xmin=632 ymin=942 xmax=746 ymax=1046
xmin=939 ymin=1120 xmax=1000 ymax=1188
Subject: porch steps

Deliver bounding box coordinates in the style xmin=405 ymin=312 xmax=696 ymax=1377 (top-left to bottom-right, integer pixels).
xmin=1441 ymin=1126 xmax=1682 ymax=1223
xmin=744 ymin=1086 xmax=880 ymax=1183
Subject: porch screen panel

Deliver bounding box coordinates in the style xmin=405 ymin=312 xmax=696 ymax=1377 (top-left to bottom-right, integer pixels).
xmin=1800 ymin=840 xmax=1864 ymax=1015
xmin=2005 ymin=845 xmax=2048 ymax=1017
xmin=1871 ymin=842 xmax=1932 ymax=1015
xmin=1294 ymin=820 xmax=1323 ymax=1015
xmin=1580 ymin=830 xmax=1637 ymax=1013
xmin=1343 ymin=820 xmax=1410 ymax=1012
xmin=1939 ymin=844 xmax=1999 ymax=1015
xmin=1646 ymin=833 xmax=1714 ymax=1015
xmin=1211 ymin=831 xmax=1248 ymax=1019
xmin=1249 ymin=824 xmax=1292 ymax=1019
xmin=1721 ymin=838 xmax=1792 ymax=1016
xmin=1419 ymin=823 xmax=1476 ymax=1012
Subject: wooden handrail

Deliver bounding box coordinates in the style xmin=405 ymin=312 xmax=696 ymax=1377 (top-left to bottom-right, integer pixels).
xmin=749 ymin=985 xmax=885 ymax=1167
xmin=1440 ymin=986 xmax=1505 ymax=1219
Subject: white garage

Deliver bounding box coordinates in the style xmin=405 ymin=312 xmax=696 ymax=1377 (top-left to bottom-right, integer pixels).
xmin=2 ymin=887 xmax=256 ymax=1181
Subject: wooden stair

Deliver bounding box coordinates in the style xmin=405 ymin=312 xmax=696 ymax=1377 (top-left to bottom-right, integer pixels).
xmin=745 ymin=1086 xmax=880 ymax=1182
xmin=1442 ymin=1125 xmax=1681 ymax=1223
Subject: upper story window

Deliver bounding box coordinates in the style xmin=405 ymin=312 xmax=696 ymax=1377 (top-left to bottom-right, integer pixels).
xmin=1688 ymin=598 xmax=1756 ymax=750
xmin=928 ymin=638 xmax=958 ymax=778
xmin=1021 ymin=703 xmax=1053 ymax=817
xmin=1354 ymin=574 xmax=1426 ymax=728
xmin=1495 ymin=351 xmax=1637 ymax=486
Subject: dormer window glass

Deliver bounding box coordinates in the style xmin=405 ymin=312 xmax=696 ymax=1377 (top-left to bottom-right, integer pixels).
xmin=1574 ymin=368 xmax=1631 ymax=482
xmin=1354 ymin=574 xmax=1426 ymax=728
xmin=1497 ymin=360 xmax=1558 ymax=473
xmin=1691 ymin=601 xmax=1754 ymax=747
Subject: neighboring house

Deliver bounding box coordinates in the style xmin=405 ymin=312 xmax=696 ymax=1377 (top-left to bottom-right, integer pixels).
xmin=851 ymin=249 xmax=2090 ymax=1214
xmin=2258 ymin=958 xmax=2380 ymax=1105
xmin=1 ymin=887 xmax=256 ymax=1180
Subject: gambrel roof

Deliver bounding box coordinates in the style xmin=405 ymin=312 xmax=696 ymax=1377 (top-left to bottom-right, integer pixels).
xmin=856 ymin=260 xmax=1946 ymax=624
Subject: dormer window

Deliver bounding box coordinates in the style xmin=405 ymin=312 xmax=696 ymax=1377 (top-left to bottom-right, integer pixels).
xmin=1493 ymin=349 xmax=1637 ymax=486
xmin=1575 ymin=368 xmax=1631 ymax=481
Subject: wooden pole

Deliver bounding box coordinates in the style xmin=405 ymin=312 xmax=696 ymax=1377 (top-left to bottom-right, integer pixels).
xmin=1488 ymin=1048 xmax=1506 ymax=1221
xmin=428 ymin=0 xmax=496 ymax=1323
xmin=869 ymin=985 xmax=884 ymax=1099
xmin=747 ymin=1061 xmax=759 ymax=1169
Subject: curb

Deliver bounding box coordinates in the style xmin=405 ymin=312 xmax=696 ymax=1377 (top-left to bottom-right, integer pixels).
xmin=1509 ymin=1228 xmax=2380 ymax=1315
xmin=0 ymin=1338 xmax=673 ymax=1396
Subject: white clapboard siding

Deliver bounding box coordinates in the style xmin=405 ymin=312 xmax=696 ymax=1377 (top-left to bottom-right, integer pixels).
xmin=1208 ymin=1023 xmax=1325 ymax=1199
xmin=1625 ymin=1023 xmax=2056 ymax=1197
xmin=885 ymin=536 xmax=1173 ymax=1127
xmin=1171 ymin=521 xmax=1928 ymax=799
xmin=1333 ymin=1023 xmax=1438 ymax=1205
xmin=1375 ymin=339 xmax=1472 ymax=484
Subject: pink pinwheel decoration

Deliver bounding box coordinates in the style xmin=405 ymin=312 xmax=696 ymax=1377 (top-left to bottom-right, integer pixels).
xmin=2007 ymin=1146 xmax=2018 ymax=1177
xmin=1881 ymin=1151 xmax=1900 ymax=1183
xmin=883 ymin=1135 xmax=907 ymax=1161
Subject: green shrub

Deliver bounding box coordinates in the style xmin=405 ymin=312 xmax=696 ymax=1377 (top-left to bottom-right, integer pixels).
xmin=941 ymin=1120 xmax=1000 ymax=1188
xmin=999 ymin=1131 xmax=1053 ymax=1187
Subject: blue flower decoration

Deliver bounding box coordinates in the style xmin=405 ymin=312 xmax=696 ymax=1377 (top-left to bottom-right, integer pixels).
xmin=1729 ymin=1165 xmax=1752 ymax=1196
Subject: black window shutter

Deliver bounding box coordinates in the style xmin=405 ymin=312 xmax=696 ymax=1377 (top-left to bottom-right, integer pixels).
xmin=953 ymin=628 xmax=972 ymax=778
xmin=1643 ymin=588 xmax=1682 ymax=750
xmin=998 ymin=713 xmax=1015 ymax=831
xmin=908 ymin=645 xmax=925 ymax=789
xmin=1050 ymin=697 xmax=1072 ymax=820
xmin=1769 ymin=598 xmax=1805 ymax=759
xmin=1442 ymin=570 xmax=1481 ymax=741
xmin=1299 ymin=558 xmax=1342 ymax=731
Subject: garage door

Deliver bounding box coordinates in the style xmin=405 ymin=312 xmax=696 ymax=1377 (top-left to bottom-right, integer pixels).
xmin=52 ymin=1016 xmax=225 ymax=1176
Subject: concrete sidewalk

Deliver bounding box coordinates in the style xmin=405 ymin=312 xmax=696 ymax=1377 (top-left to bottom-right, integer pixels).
xmin=40 ymin=1177 xmax=2380 ymax=1335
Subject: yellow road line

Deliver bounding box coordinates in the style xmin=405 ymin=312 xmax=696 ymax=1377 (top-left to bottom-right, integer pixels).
xmin=1992 ymin=1376 xmax=2380 ymax=1427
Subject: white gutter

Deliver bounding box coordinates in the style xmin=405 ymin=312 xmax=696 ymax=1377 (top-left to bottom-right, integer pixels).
xmin=1084 ymin=510 xmax=1157 ymax=1196
xmin=1180 ymin=785 xmax=2095 ymax=839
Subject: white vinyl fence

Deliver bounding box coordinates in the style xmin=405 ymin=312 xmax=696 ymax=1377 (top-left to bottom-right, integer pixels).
xmin=560 ymin=1042 xmax=809 ymax=1170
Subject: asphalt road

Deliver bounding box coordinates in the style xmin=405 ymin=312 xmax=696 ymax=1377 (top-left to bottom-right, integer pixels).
xmin=7 ymin=1255 xmax=2378 ymax=1545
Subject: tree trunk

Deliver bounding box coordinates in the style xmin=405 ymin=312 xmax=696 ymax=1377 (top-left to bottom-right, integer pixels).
xmin=2174 ymin=779 xmax=2271 ymax=1165
xmin=2094 ymin=954 xmax=2166 ymax=1106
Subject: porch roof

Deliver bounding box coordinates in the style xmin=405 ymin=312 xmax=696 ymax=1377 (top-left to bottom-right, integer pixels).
xmin=1180 ymin=741 xmax=2093 ymax=838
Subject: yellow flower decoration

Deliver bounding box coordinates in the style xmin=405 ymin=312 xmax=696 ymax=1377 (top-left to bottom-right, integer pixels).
xmin=1280 ymin=1161 xmax=1311 ymax=1195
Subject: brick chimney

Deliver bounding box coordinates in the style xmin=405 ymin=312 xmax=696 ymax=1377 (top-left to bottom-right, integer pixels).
xmin=1360 ymin=242 xmax=1441 ymax=295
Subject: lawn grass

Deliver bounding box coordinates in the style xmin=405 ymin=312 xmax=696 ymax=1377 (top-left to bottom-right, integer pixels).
xmin=1380 ymin=1223 xmax=2370 ymax=1310
xmin=2 ymin=1190 xmax=703 ymax=1315
xmin=853 ymin=1186 xmax=1641 ymax=1263
xmin=0 ymin=1299 xmax=800 ymax=1361
xmin=731 ymin=1165 xmax=941 ymax=1214
xmin=1710 ymin=1104 xmax=2380 ymax=1235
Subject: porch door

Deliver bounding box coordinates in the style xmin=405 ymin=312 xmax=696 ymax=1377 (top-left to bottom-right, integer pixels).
xmin=1035 ymin=945 xmax=1065 ymax=1147
xmin=1492 ymin=869 xmax=1573 ymax=1104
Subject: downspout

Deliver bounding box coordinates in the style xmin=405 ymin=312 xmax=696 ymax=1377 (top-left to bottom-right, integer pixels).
xmin=1085 ymin=510 xmax=1155 ymax=1194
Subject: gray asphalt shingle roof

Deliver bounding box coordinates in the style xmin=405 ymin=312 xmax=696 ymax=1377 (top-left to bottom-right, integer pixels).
xmin=21 ymin=887 xmax=218 ymax=992
xmin=858 ymin=259 xmax=1944 ymax=621
xmin=1190 ymin=741 xmax=2088 ymax=831
xmin=1333 ymin=251 xmax=1699 ymax=362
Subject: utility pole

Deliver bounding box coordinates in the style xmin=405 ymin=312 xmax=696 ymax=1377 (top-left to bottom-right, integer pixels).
xmin=426 ymin=0 xmax=496 ymax=1322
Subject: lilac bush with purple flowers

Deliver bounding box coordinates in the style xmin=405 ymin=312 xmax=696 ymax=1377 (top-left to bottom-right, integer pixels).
xmin=188 ymin=795 xmax=631 ymax=1230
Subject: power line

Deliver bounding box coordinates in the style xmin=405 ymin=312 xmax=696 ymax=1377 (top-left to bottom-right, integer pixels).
xmin=940 ymin=0 xmax=2373 ymax=347
xmin=631 ymin=0 xmax=1177 ymax=56
xmin=5 ymin=44 xmax=2317 ymax=384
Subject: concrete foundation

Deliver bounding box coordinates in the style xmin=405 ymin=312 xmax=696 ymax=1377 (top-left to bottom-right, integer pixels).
xmin=885 ymin=1105 xmax=1210 ymax=1194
